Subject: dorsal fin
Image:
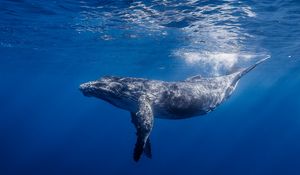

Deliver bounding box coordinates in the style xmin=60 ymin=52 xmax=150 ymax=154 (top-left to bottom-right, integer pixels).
xmin=185 ymin=75 xmax=203 ymax=82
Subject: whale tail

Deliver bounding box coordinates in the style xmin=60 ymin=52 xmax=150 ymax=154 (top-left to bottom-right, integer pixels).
xmin=239 ymin=55 xmax=270 ymax=78
xmin=231 ymin=55 xmax=270 ymax=85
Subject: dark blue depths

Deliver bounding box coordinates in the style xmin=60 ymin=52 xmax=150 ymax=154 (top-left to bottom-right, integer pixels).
xmin=1 ymin=0 xmax=300 ymax=175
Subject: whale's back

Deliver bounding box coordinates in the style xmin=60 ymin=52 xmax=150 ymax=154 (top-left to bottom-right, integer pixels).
xmin=186 ymin=56 xmax=270 ymax=89
xmin=179 ymin=57 xmax=270 ymax=115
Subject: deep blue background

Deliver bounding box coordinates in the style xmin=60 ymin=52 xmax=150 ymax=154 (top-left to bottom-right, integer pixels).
xmin=1 ymin=0 xmax=300 ymax=175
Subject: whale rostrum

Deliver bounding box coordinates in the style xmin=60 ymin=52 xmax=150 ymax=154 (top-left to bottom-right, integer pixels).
xmin=79 ymin=57 xmax=269 ymax=161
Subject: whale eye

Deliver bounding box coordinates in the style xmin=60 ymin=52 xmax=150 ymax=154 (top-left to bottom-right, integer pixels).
xmin=110 ymin=82 xmax=122 ymax=88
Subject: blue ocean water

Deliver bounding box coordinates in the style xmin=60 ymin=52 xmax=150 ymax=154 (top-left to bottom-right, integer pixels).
xmin=1 ymin=0 xmax=300 ymax=174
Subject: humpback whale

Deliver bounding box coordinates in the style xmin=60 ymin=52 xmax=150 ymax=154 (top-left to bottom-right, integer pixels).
xmin=79 ymin=57 xmax=269 ymax=161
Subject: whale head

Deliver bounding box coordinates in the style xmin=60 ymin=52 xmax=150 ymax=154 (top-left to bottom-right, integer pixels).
xmin=79 ymin=76 xmax=135 ymax=109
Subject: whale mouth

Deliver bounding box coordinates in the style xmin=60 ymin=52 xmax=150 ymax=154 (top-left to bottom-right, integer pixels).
xmin=79 ymin=84 xmax=92 ymax=97
xmin=79 ymin=83 xmax=98 ymax=97
xmin=79 ymin=82 xmax=111 ymax=98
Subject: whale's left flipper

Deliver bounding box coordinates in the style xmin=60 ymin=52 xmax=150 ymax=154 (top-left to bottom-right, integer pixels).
xmin=144 ymin=138 xmax=152 ymax=158
xmin=131 ymin=95 xmax=154 ymax=162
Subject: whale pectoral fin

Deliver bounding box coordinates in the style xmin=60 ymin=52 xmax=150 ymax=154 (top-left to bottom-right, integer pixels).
xmin=144 ymin=138 xmax=152 ymax=159
xmin=130 ymin=96 xmax=153 ymax=162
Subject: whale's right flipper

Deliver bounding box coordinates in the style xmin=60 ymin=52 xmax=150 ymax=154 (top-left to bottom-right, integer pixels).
xmin=131 ymin=95 xmax=154 ymax=162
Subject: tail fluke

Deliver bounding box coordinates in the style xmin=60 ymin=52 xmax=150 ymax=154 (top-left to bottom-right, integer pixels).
xmin=239 ymin=55 xmax=270 ymax=78
xmin=230 ymin=55 xmax=270 ymax=86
